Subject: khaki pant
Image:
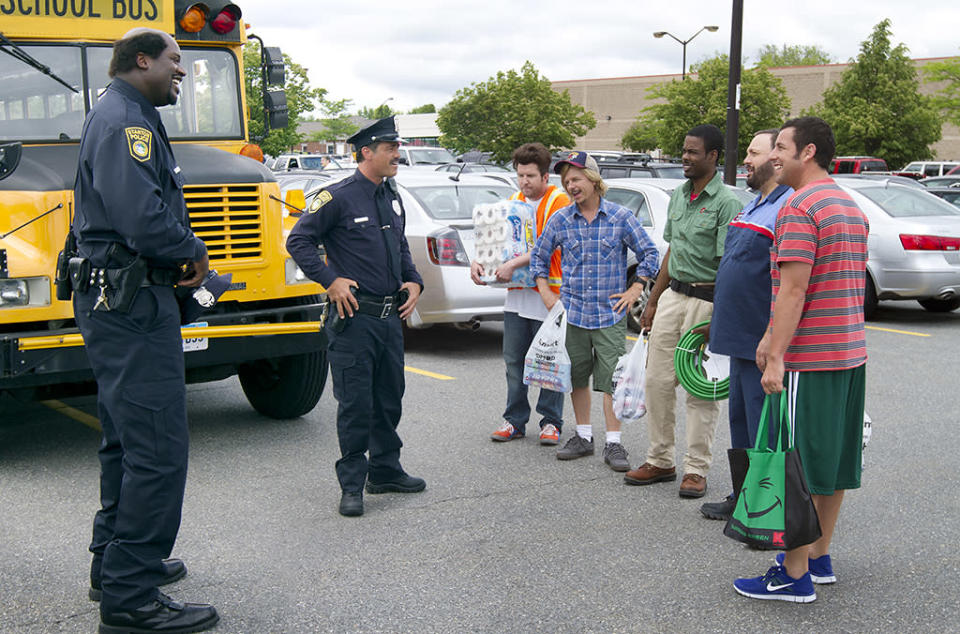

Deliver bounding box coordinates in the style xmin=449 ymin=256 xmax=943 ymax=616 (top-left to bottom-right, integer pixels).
xmin=644 ymin=288 xmax=720 ymax=477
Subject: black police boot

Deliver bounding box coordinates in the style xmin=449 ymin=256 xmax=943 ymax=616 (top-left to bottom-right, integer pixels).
xmin=339 ymin=492 xmax=364 ymax=517
xmin=90 ymin=558 xmax=188 ymax=601
xmin=365 ymin=473 xmax=426 ymax=494
xmin=99 ymin=592 xmax=218 ymax=634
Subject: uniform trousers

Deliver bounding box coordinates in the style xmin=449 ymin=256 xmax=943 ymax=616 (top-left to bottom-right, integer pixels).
xmin=326 ymin=312 xmax=406 ymax=493
xmin=644 ymin=287 xmax=720 ymax=477
xmin=74 ymin=285 xmax=189 ymax=612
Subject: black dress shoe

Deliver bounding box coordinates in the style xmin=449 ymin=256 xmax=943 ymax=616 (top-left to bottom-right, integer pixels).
xmin=339 ymin=492 xmax=364 ymax=516
xmin=365 ymin=473 xmax=426 ymax=494
xmin=699 ymin=495 xmax=736 ymax=521
xmin=90 ymin=558 xmax=188 ymax=602
xmin=99 ymin=592 xmax=218 ymax=634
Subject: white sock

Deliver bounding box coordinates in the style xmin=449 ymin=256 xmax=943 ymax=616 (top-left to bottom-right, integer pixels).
xmin=577 ymin=425 xmax=592 ymax=441
xmin=606 ymin=431 xmax=622 ymax=445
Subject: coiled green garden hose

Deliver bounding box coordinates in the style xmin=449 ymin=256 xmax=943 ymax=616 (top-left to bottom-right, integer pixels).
xmin=674 ymin=320 xmax=730 ymax=401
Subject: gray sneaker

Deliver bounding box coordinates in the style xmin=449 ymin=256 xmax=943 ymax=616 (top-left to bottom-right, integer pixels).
xmin=603 ymin=442 xmax=630 ymax=472
xmin=556 ymin=434 xmax=594 ymax=460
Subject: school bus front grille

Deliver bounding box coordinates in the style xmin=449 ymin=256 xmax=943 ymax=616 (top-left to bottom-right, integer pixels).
xmin=184 ymin=185 xmax=263 ymax=262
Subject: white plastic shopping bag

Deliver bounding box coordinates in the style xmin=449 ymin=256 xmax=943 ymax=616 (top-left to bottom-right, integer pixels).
xmin=522 ymin=301 xmax=572 ymax=393
xmin=612 ymin=335 xmax=647 ymax=423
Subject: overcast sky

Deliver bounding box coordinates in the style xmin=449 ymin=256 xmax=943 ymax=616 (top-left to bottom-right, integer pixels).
xmin=240 ymin=1 xmax=960 ymax=114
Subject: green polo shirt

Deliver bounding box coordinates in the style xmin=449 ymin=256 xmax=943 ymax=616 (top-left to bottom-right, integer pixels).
xmin=663 ymin=171 xmax=743 ymax=283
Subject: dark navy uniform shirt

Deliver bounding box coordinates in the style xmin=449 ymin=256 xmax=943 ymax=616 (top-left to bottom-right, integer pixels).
xmin=710 ymin=184 xmax=792 ymax=359
xmin=73 ymin=78 xmax=206 ymax=268
xmin=286 ymin=170 xmax=422 ymax=296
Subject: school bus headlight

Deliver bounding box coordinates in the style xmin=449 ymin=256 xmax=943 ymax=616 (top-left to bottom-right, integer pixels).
xmin=285 ymin=258 xmax=309 ymax=285
xmin=0 ymin=277 xmax=50 ymax=308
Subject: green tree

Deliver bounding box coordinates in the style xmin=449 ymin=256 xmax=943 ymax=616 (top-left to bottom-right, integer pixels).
xmin=409 ymin=103 xmax=437 ymax=114
xmin=807 ymin=19 xmax=942 ymax=168
xmin=243 ymin=42 xmax=326 ymax=156
xmin=756 ymin=44 xmax=833 ymax=67
xmin=437 ymin=61 xmax=596 ymax=163
xmin=925 ymin=55 xmax=960 ymax=128
xmin=630 ymin=55 xmax=790 ymax=160
xmin=358 ymin=104 xmax=398 ymax=119
xmin=620 ymin=121 xmax=659 ymax=152
xmin=312 ymin=98 xmax=358 ymax=142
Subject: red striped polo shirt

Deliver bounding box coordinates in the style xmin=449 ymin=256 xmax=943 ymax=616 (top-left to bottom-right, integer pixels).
xmin=771 ymin=178 xmax=869 ymax=371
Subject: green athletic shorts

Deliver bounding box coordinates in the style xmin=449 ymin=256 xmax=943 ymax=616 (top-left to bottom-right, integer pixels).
xmin=788 ymin=364 xmax=866 ymax=495
xmin=566 ymin=317 xmax=626 ymax=394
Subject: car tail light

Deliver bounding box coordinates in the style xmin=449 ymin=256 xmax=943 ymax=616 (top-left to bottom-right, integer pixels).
xmin=426 ymin=228 xmax=470 ymax=266
xmin=899 ymin=234 xmax=960 ymax=251
xmin=210 ymin=4 xmax=241 ymax=33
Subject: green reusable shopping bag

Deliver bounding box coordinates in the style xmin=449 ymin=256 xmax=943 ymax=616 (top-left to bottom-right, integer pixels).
xmin=723 ymin=393 xmax=821 ymax=550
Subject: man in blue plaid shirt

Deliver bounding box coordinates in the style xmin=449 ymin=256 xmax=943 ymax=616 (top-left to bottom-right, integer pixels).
xmin=530 ymin=152 xmax=658 ymax=471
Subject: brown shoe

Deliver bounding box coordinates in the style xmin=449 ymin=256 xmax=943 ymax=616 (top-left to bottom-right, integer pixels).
xmin=623 ymin=462 xmax=676 ymax=485
xmin=679 ymin=474 xmax=707 ymax=498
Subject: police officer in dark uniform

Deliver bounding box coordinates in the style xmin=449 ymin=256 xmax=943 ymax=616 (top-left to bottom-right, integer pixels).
xmin=286 ymin=116 xmax=426 ymax=517
xmin=71 ymin=28 xmax=218 ymax=633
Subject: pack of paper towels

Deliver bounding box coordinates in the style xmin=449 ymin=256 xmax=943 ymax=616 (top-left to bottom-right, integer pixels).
xmin=472 ymin=200 xmax=536 ymax=287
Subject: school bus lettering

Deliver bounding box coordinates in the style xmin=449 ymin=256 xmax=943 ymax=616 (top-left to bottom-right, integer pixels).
xmin=112 ymin=0 xmax=157 ymax=20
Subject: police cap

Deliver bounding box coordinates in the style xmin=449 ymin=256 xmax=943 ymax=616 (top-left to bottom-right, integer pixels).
xmin=347 ymin=115 xmax=405 ymax=149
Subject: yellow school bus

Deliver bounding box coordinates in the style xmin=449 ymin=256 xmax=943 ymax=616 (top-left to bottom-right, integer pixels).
xmin=0 ymin=0 xmax=329 ymax=419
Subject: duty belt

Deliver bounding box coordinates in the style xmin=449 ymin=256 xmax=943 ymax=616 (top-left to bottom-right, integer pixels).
xmin=87 ymin=266 xmax=181 ymax=288
xmin=355 ymin=291 xmax=401 ymax=319
xmin=669 ymin=279 xmax=714 ymax=303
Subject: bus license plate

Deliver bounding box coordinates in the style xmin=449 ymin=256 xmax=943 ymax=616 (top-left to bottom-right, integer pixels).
xmin=183 ymin=322 xmax=208 ymax=352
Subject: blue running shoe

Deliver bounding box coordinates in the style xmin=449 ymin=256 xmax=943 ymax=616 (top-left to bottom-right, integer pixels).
xmin=734 ymin=565 xmax=816 ymax=603
xmin=775 ymin=553 xmax=836 ymax=584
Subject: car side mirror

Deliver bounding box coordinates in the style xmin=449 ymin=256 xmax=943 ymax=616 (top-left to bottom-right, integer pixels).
xmin=0 ymin=142 xmax=22 ymax=181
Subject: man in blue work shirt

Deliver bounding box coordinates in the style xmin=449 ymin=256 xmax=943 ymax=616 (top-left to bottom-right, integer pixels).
xmin=530 ymin=152 xmax=659 ymax=472
xmin=73 ymin=29 xmax=218 ymax=633
xmin=697 ymin=129 xmax=793 ymax=520
xmin=287 ymin=116 xmax=425 ymax=517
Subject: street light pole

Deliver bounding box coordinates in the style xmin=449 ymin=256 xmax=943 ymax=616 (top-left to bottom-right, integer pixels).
xmin=653 ymin=25 xmax=719 ymax=80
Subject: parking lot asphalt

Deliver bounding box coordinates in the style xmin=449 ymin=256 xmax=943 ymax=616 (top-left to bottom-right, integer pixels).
xmin=1 ymin=302 xmax=959 ymax=633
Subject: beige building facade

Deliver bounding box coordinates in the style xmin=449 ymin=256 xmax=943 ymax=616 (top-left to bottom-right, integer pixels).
xmin=552 ymin=57 xmax=960 ymax=165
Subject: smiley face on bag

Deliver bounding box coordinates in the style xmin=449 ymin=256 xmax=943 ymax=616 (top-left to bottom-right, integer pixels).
xmin=741 ymin=477 xmax=783 ymax=519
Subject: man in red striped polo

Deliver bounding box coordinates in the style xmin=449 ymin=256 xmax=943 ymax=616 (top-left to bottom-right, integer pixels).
xmin=733 ymin=116 xmax=869 ymax=603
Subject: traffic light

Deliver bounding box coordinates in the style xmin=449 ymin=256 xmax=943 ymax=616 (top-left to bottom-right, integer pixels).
xmin=175 ymin=1 xmax=243 ymax=42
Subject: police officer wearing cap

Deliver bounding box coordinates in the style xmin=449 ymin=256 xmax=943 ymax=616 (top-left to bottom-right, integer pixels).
xmin=287 ymin=116 xmax=426 ymax=517
xmin=71 ymin=28 xmax=218 ymax=633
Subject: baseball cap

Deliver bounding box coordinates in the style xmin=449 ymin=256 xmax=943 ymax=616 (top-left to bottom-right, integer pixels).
xmin=553 ymin=151 xmax=599 ymax=174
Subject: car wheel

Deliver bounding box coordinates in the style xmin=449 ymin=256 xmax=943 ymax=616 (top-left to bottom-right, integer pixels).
xmin=918 ymin=297 xmax=960 ymax=312
xmin=238 ymin=349 xmax=328 ymax=419
xmin=626 ymin=281 xmax=651 ymax=334
xmin=864 ymin=275 xmax=878 ymax=320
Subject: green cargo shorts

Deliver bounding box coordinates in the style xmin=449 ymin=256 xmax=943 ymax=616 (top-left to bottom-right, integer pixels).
xmin=566 ymin=317 xmax=627 ymax=394
xmin=789 ymin=364 xmax=866 ymax=495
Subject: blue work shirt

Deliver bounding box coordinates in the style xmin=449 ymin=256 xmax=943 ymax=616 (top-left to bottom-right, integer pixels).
xmin=286 ymin=170 xmax=422 ymax=296
xmin=73 ymin=78 xmax=206 ymax=269
xmin=710 ymin=184 xmax=793 ymax=359
xmin=530 ymin=197 xmax=658 ymax=329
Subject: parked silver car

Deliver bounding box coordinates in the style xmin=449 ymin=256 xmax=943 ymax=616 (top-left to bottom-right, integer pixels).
xmin=603 ymin=178 xmax=754 ymax=331
xmin=300 ymin=172 xmax=515 ymax=329
xmin=838 ymin=179 xmax=960 ymax=316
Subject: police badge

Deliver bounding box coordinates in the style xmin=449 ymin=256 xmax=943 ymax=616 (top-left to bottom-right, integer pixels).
xmin=177 ymin=270 xmax=233 ymax=324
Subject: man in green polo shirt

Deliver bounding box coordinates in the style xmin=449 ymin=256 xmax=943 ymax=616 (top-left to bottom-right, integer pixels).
xmin=624 ymin=124 xmax=742 ymax=498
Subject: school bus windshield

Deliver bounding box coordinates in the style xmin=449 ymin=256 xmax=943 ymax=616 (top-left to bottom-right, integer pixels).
xmin=0 ymin=43 xmax=244 ymax=143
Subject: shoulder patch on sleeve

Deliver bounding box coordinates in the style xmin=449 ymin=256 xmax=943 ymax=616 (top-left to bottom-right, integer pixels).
xmin=124 ymin=127 xmax=152 ymax=162
xmin=309 ymin=190 xmax=333 ymax=213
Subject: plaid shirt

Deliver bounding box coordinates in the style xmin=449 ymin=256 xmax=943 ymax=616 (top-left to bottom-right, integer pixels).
xmin=530 ymin=198 xmax=659 ymax=329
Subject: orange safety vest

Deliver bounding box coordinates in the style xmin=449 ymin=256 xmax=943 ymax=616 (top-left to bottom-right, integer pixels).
xmin=510 ymin=185 xmax=568 ymax=293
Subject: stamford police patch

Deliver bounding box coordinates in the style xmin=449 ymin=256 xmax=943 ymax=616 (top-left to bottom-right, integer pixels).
xmin=309 ymin=190 xmax=333 ymax=212
xmin=125 ymin=127 xmax=152 ymax=162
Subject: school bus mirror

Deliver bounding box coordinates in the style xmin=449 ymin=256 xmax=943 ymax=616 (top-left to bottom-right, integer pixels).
xmin=265 ymin=90 xmax=288 ymax=131
xmin=0 ymin=143 xmax=22 ymax=182
xmin=264 ymin=47 xmax=285 ymax=85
